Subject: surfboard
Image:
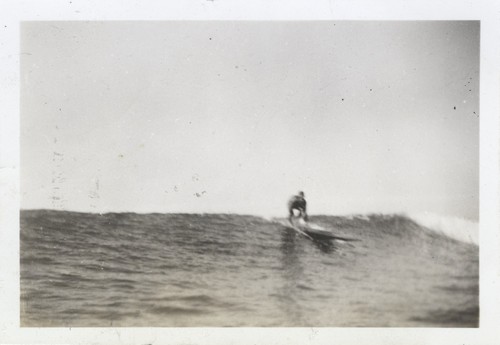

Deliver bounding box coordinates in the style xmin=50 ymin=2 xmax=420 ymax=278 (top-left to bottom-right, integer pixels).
xmin=278 ymin=219 xmax=328 ymax=240
xmin=274 ymin=219 xmax=312 ymax=239
xmin=278 ymin=218 xmax=358 ymax=242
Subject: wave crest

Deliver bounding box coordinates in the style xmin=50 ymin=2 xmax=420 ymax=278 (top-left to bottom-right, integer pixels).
xmin=409 ymin=213 xmax=478 ymax=245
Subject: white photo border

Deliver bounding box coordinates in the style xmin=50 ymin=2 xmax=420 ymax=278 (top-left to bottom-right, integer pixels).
xmin=1 ymin=1 xmax=499 ymax=344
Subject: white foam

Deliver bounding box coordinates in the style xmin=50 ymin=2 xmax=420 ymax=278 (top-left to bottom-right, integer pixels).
xmin=409 ymin=212 xmax=479 ymax=245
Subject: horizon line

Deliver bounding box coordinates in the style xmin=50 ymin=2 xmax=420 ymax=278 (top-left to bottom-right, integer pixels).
xmin=17 ymin=207 xmax=439 ymax=218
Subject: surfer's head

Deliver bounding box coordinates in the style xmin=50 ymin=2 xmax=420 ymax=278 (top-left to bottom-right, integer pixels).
xmin=298 ymin=191 xmax=305 ymax=197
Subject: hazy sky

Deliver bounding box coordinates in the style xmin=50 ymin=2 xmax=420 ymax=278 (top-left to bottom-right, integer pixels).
xmin=21 ymin=21 xmax=479 ymax=219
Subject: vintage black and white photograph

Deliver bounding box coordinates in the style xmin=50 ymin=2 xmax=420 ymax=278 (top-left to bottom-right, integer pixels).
xmin=19 ymin=21 xmax=479 ymax=328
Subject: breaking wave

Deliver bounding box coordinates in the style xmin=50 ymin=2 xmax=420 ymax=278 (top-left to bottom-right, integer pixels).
xmin=409 ymin=213 xmax=478 ymax=245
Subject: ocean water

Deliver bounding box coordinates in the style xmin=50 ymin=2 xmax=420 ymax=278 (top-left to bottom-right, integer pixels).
xmin=20 ymin=210 xmax=478 ymax=327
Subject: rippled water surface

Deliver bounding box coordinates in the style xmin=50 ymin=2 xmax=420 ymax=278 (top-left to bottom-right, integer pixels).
xmin=20 ymin=210 xmax=478 ymax=327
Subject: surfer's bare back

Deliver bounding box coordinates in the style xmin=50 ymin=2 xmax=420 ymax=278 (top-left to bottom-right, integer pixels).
xmin=288 ymin=191 xmax=308 ymax=222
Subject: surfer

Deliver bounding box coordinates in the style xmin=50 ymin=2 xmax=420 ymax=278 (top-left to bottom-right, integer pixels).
xmin=287 ymin=191 xmax=308 ymax=223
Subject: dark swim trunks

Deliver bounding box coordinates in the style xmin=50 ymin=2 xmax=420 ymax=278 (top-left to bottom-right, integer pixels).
xmin=288 ymin=195 xmax=306 ymax=213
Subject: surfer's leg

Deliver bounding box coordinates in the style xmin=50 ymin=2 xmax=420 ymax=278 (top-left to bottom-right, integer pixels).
xmin=299 ymin=209 xmax=308 ymax=222
xmin=288 ymin=209 xmax=294 ymax=223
